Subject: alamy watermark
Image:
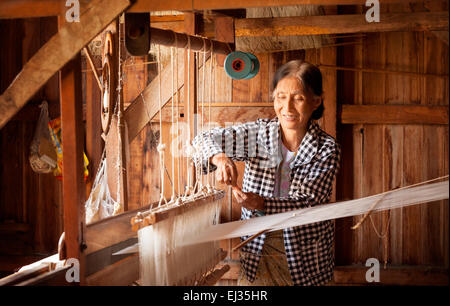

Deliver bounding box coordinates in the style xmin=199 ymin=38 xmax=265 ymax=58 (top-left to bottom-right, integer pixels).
xmin=365 ymin=258 xmax=380 ymax=283
xmin=65 ymin=0 xmax=80 ymax=23
xmin=365 ymin=0 xmax=380 ymax=23
xmin=65 ymin=258 xmax=80 ymax=283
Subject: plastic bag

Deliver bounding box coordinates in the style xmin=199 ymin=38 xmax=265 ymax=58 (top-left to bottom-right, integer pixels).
xmin=85 ymin=156 xmax=120 ymax=224
xmin=29 ymin=101 xmax=57 ymax=173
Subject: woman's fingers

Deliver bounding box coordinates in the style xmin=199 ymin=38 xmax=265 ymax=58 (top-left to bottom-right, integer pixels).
xmin=232 ymin=186 xmax=247 ymax=203
xmin=212 ymin=154 xmax=238 ymax=186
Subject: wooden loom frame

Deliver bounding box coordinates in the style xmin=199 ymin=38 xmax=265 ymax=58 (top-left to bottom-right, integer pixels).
xmin=0 ymin=0 xmax=448 ymax=286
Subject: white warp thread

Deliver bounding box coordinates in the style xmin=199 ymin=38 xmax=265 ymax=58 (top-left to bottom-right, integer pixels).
xmin=138 ymin=196 xmax=222 ymax=286
xmin=181 ymin=180 xmax=449 ymax=246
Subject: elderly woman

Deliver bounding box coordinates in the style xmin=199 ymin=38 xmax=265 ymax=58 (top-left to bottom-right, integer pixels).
xmin=192 ymin=60 xmax=341 ymax=286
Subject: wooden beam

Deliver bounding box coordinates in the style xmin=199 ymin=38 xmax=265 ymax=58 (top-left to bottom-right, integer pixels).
xmin=234 ymin=11 xmax=449 ymax=37
xmin=318 ymin=64 xmax=449 ymax=79
xmin=184 ymin=12 xmax=199 ymax=141
xmin=150 ymin=27 xmax=233 ymax=55
xmin=154 ymin=104 xmax=275 ymax=123
xmin=215 ymin=16 xmax=235 ymax=67
xmin=0 ymin=0 xmax=65 ymax=19
xmin=340 ymin=105 xmax=449 ymax=125
xmin=85 ymin=204 xmax=152 ymax=255
xmin=219 ymin=261 xmax=449 ymax=285
xmin=0 ymin=0 xmax=425 ymax=19
xmin=0 ymin=0 xmax=131 ymax=129
xmin=128 ymin=0 xmax=426 ymax=12
xmin=85 ymin=254 xmax=139 ymax=286
xmin=333 ymin=265 xmax=449 ymax=286
xmin=59 ymin=52 xmax=86 ymax=283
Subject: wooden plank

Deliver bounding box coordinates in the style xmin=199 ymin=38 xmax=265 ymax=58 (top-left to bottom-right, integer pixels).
xmin=215 ymin=16 xmax=235 ymax=67
xmin=84 ymin=204 xmax=151 ymax=255
xmin=333 ymin=265 xmax=449 ymax=286
xmin=402 ymin=126 xmax=424 ymax=265
xmin=85 ymin=254 xmax=139 ymax=286
xmin=0 ymin=0 xmax=65 ymax=19
xmin=341 ymin=105 xmax=449 ymax=125
xmin=0 ymin=263 xmax=49 ymax=286
xmin=0 ymin=0 xmax=131 ymax=130
xmin=219 ymin=261 xmax=449 ymax=286
xmin=16 ymin=266 xmax=70 ymax=286
xmin=234 ymin=12 xmax=449 ymax=37
xmin=59 ymin=51 xmax=86 ymax=283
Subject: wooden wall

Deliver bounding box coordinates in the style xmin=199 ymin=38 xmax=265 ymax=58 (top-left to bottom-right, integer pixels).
xmin=334 ymin=1 xmax=449 ymax=277
xmin=0 ymin=17 xmax=63 ymax=277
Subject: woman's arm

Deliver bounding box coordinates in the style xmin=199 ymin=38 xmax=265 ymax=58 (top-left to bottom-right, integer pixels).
xmin=191 ymin=120 xmax=260 ymax=174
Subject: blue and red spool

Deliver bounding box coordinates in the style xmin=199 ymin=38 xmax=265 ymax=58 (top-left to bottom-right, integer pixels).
xmin=224 ymin=51 xmax=260 ymax=80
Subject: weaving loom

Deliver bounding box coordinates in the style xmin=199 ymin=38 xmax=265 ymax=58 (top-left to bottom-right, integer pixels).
xmin=125 ymin=38 xmax=231 ymax=285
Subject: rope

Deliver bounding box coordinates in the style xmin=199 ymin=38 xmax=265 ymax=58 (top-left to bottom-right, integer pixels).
xmin=171 ymin=47 xmax=176 ymax=201
xmin=175 ymin=38 xmax=182 ymax=197
xmin=184 ymin=35 xmax=193 ymax=198
xmin=157 ymin=44 xmax=167 ymax=208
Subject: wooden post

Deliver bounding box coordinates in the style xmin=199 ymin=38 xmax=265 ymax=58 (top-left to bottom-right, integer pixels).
xmin=59 ymin=52 xmax=86 ymax=284
xmin=84 ymin=46 xmax=103 ymax=199
xmin=184 ymin=13 xmax=198 ymax=191
xmin=215 ymin=16 xmax=234 ymax=67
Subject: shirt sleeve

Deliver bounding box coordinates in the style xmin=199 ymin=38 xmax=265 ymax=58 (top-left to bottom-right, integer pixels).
xmin=264 ymin=143 xmax=341 ymax=215
xmin=191 ymin=120 xmax=260 ymax=174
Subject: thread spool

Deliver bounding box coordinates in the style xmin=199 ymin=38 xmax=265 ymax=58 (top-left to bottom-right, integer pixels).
xmin=224 ymin=51 xmax=260 ymax=80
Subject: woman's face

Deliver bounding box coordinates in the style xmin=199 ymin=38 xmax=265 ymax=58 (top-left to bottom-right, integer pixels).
xmin=273 ymin=76 xmax=321 ymax=132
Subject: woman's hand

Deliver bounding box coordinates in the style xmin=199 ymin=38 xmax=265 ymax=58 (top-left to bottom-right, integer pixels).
xmin=232 ymin=186 xmax=265 ymax=211
xmin=211 ymin=153 xmax=239 ymax=187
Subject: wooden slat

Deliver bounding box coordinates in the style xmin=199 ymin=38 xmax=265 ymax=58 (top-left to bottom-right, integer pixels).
xmin=215 ymin=16 xmax=235 ymax=67
xmin=0 ymin=0 xmax=131 ymax=129
xmin=234 ymin=12 xmax=449 ymax=37
xmin=219 ymin=261 xmax=449 ymax=285
xmin=341 ymin=105 xmax=449 ymax=125
xmin=85 ymin=204 xmax=152 ymax=255
xmin=16 ymin=266 xmax=70 ymax=286
xmin=333 ymin=265 xmax=449 ymax=286
xmin=0 ymin=0 xmax=65 ymax=19
xmin=0 ymin=263 xmax=49 ymax=286
xmin=59 ymin=52 xmax=86 ymax=283
xmin=153 ymin=105 xmax=275 ymax=123
xmin=85 ymin=254 xmax=139 ymax=286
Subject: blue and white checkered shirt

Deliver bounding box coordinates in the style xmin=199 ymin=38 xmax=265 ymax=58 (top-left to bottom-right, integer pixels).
xmin=192 ymin=117 xmax=341 ymax=286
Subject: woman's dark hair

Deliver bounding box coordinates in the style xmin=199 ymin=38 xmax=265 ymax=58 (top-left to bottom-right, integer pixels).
xmin=272 ymin=60 xmax=324 ymax=120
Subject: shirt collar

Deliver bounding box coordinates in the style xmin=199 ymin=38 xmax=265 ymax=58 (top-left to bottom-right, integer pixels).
xmin=269 ymin=118 xmax=320 ymax=167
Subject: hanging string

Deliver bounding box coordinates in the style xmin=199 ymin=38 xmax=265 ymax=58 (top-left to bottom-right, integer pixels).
xmin=128 ymin=53 xmax=176 ymax=207
xmin=114 ymin=16 xmax=125 ymax=212
xmin=207 ymin=41 xmax=214 ymax=190
xmin=170 ymin=47 xmax=177 ymax=202
xmin=184 ymin=35 xmax=193 ymax=198
xmin=174 ymin=36 xmax=182 ymax=198
xmin=157 ymin=44 xmax=168 ymax=208
xmin=194 ymin=51 xmax=201 ymax=194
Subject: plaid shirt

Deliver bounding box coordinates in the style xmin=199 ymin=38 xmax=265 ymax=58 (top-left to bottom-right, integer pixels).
xmin=192 ymin=118 xmax=341 ymax=286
